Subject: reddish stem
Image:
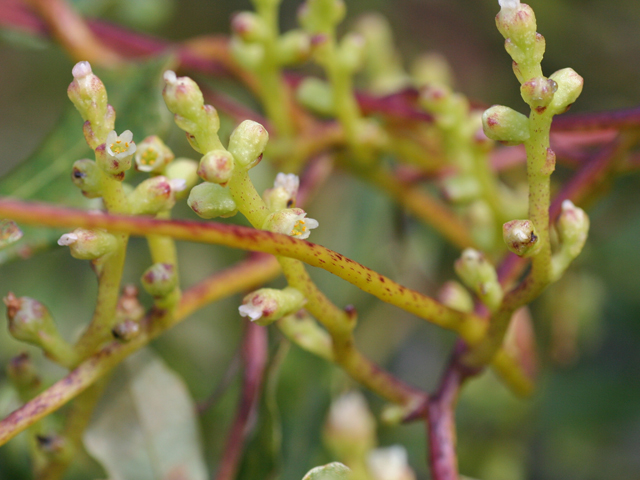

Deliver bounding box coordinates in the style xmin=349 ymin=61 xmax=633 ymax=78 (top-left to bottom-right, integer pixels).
xmin=215 ymin=320 xmax=268 ymax=480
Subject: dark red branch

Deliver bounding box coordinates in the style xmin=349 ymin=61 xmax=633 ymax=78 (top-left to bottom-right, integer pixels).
xmin=214 ymin=320 xmax=268 ymax=480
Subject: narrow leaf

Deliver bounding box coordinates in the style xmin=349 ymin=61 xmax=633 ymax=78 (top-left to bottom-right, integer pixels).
xmin=84 ymin=348 xmax=209 ymax=480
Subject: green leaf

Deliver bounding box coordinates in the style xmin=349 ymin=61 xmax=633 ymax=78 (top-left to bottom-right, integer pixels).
xmin=83 ymin=348 xmax=209 ymax=480
xmin=302 ymin=463 xmax=351 ymax=480
xmin=0 ymin=56 xmax=173 ymax=263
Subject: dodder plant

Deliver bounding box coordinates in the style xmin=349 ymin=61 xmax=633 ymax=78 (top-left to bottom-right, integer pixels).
xmin=0 ymin=0 xmax=634 ymax=478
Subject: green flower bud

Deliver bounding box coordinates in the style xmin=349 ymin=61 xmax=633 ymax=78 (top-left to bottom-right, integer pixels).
xmin=303 ymin=463 xmax=351 ymax=480
xmin=238 ymin=287 xmax=306 ymax=326
xmin=323 ymin=391 xmax=376 ymax=461
xmin=520 ymin=76 xmax=557 ymax=112
xmin=548 ymin=68 xmax=584 ymax=115
xmin=503 ymin=219 xmax=541 ymax=257
xmin=162 ymin=70 xmax=205 ymax=120
xmin=263 ymin=207 xmax=319 ymax=239
xmin=4 ymin=293 xmax=58 ymax=346
xmin=437 ymin=281 xmax=474 ymax=313
xmin=556 ymin=200 xmax=589 ymax=259
xmin=141 ymin=263 xmax=178 ymax=298
xmin=112 ymin=319 xmax=141 ymax=342
xmin=95 ymin=130 xmax=136 ymax=176
xmin=496 ymin=2 xmax=537 ymax=46
xmin=337 ymin=32 xmax=365 ymax=72
xmin=57 ymin=228 xmax=118 ymax=260
xmin=231 ymin=12 xmax=267 ymax=42
xmin=411 ymin=52 xmax=454 ymax=88
xmin=228 ymin=120 xmax=269 ymax=169
xmin=198 ymin=149 xmax=235 ymax=185
xmin=298 ymin=0 xmax=346 ymax=34
xmin=188 ymin=182 xmax=238 ymax=219
xmin=296 ymin=77 xmax=335 ymax=116
xmin=482 ymin=105 xmax=530 ymax=145
xmin=454 ymin=249 xmax=503 ymax=312
xmin=71 ymin=159 xmax=103 ymax=198
xmin=67 ymin=62 xmax=108 ymax=124
xmin=276 ymin=30 xmax=311 ymax=65
xmin=135 ymin=135 xmax=174 ymax=173
xmin=230 ymin=38 xmax=265 ymax=71
xmin=6 ymin=352 xmax=41 ymax=393
xmin=263 ymin=173 xmax=300 ymax=211
xmin=419 ymin=83 xmax=452 ymax=113
xmin=129 ymin=176 xmax=183 ymax=215
xmin=165 ymin=158 xmax=199 ymax=199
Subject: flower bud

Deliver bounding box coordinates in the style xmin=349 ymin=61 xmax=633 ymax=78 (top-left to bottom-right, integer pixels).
xmin=548 ymin=68 xmax=583 ymax=115
xmin=520 ymin=76 xmax=557 ymax=112
xmin=141 ymin=263 xmax=178 ymax=298
xmin=162 ymin=70 xmax=205 ymax=120
xmin=0 ymin=219 xmax=23 ymax=249
xmin=164 ymin=158 xmax=199 ymax=199
xmin=263 ymin=173 xmax=300 ymax=211
xmin=231 ymin=12 xmax=267 ymax=42
xmin=496 ymin=2 xmax=537 ymax=46
xmin=6 ymin=352 xmax=40 ymax=393
xmin=71 ymin=159 xmax=103 ymax=198
xmin=4 ymin=293 xmax=58 ymax=346
xmin=198 ymin=149 xmax=235 ymax=185
xmin=96 ymin=130 xmax=136 ymax=175
xmin=482 ymin=105 xmax=530 ymax=145
xmin=135 ymin=135 xmax=174 ymax=173
xmin=298 ymin=0 xmax=346 ymax=34
xmin=67 ymin=61 xmax=108 ymax=124
xmin=296 ymin=77 xmax=335 ymax=116
xmin=556 ymin=200 xmax=589 ymax=259
xmin=441 ymin=175 xmax=481 ymax=204
xmin=230 ymin=38 xmax=265 ymax=71
xmin=129 ymin=176 xmax=179 ymax=215
xmin=454 ymin=249 xmax=503 ymax=312
xmin=112 ymin=319 xmax=140 ymax=342
xmin=263 ymin=208 xmax=319 ymax=239
xmin=228 ymin=120 xmax=269 ymax=169
xmin=419 ymin=83 xmax=452 ymax=113
xmin=437 ymin=281 xmax=474 ymax=313
xmin=411 ymin=52 xmax=454 ymax=88
xmin=337 ymin=32 xmax=365 ymax=72
xmin=303 ymin=463 xmax=351 ymax=480
xmin=502 ymin=219 xmax=541 ymax=257
xmin=58 ymin=228 xmax=118 ymax=260
xmin=187 ymin=182 xmax=238 ymax=219
xmin=238 ymin=287 xmax=306 ymax=326
xmin=323 ymin=391 xmax=376 ymax=460
xmin=367 ymin=446 xmax=416 ymax=480
xmin=276 ymin=30 xmax=311 ymax=65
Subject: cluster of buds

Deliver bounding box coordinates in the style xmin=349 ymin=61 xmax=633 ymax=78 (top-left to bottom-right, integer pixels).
xmin=112 ymin=285 xmax=145 ymax=342
xmin=230 ymin=1 xmax=310 ymax=72
xmin=454 ymin=249 xmax=503 ymax=312
xmin=238 ymin=286 xmax=306 ymax=326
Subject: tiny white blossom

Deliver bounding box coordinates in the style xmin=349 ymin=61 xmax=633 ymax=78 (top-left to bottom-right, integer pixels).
xmin=169 ymin=178 xmax=187 ymax=193
xmin=498 ymin=0 xmax=520 ymax=12
xmin=264 ymin=208 xmax=319 ymax=240
xmin=367 ymin=446 xmax=415 ymax=480
xmin=106 ymin=130 xmax=136 ymax=160
xmin=163 ymin=70 xmax=178 ymax=85
xmin=274 ymin=173 xmax=300 ymax=200
xmin=57 ymin=233 xmax=78 ymax=246
xmin=239 ymin=303 xmax=263 ymax=321
xmin=72 ymin=61 xmax=92 ymax=79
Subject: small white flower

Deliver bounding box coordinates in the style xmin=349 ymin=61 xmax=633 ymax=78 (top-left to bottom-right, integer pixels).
xmin=72 ymin=61 xmax=92 ymax=79
xmin=367 ymin=446 xmax=415 ymax=480
xmin=106 ymin=130 xmax=136 ymax=160
xmin=163 ymin=70 xmax=178 ymax=85
xmin=238 ymin=302 xmax=263 ymax=321
xmin=169 ymin=178 xmax=187 ymax=193
xmin=274 ymin=173 xmax=299 ymax=200
xmin=57 ymin=233 xmax=78 ymax=246
xmin=263 ymin=208 xmax=319 ymax=240
xmin=498 ymin=0 xmax=520 ymax=12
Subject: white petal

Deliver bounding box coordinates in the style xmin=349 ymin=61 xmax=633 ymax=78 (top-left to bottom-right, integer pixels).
xmin=58 ymin=233 xmax=78 ymax=246
xmin=163 ymin=70 xmax=177 ymax=85
xmin=498 ymin=0 xmax=520 ymax=11
xmin=72 ymin=61 xmax=92 ymax=79
xmin=274 ymin=173 xmax=299 ymax=197
xmin=120 ymin=130 xmax=133 ymax=143
xmin=561 ymin=199 xmax=576 ymax=211
xmin=367 ymin=445 xmax=410 ymax=480
xmin=298 ymin=231 xmax=311 ymax=240
xmin=239 ymin=303 xmax=263 ymax=321
xmin=106 ymin=130 xmax=117 ymax=146
xmin=304 ymin=218 xmax=319 ymax=230
xmin=169 ymin=178 xmax=187 ymax=192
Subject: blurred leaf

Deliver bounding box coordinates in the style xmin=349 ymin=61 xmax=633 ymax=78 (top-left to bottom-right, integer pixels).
xmin=0 ymin=220 xmax=23 ymax=249
xmin=84 ymin=348 xmax=208 ymax=480
xmin=302 ymin=463 xmax=351 ymax=480
xmin=0 ymin=56 xmax=173 ymax=264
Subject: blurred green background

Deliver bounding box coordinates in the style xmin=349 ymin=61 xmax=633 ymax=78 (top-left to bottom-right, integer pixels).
xmin=1 ymin=0 xmax=640 ymax=479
